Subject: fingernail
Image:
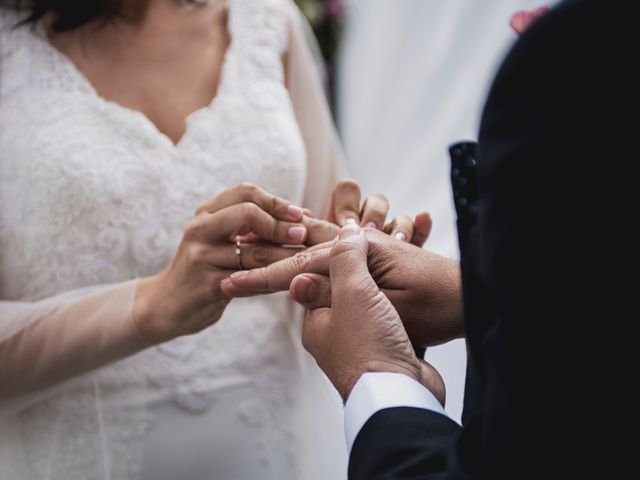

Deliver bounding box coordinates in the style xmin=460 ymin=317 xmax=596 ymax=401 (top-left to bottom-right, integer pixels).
xmin=394 ymin=232 xmax=406 ymax=241
xmin=344 ymin=218 xmax=357 ymax=226
xmin=231 ymin=270 xmax=249 ymax=279
xmin=287 ymin=205 xmax=304 ymax=220
xmin=339 ymin=223 xmax=361 ymax=239
xmin=288 ymin=226 xmax=307 ymax=242
xmin=364 ymin=221 xmax=377 ymax=229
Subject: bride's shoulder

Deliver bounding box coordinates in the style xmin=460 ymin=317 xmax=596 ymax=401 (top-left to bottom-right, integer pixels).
xmin=230 ymin=0 xmax=298 ymax=53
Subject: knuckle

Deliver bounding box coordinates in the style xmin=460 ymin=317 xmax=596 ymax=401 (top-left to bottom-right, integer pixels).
xmin=346 ymin=277 xmax=377 ymax=303
xmin=186 ymin=243 xmax=208 ymax=265
xmin=268 ymin=217 xmax=281 ymax=240
xmin=341 ymin=204 xmax=360 ymax=215
xmin=268 ymin=194 xmax=280 ymax=215
xmin=251 ymin=245 xmax=271 ymax=266
xmin=290 ymin=251 xmax=311 ymax=272
xmin=184 ymin=218 xmax=203 ymax=239
xmin=241 ymin=202 xmax=260 ymax=221
xmin=331 ymin=240 xmax=360 ymax=258
xmin=237 ymin=182 xmax=259 ymax=200
xmin=194 ymin=204 xmax=207 ymax=216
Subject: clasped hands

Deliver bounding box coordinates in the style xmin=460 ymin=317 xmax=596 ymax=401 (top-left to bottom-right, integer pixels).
xmin=221 ymin=223 xmax=464 ymax=402
xmin=134 ymin=180 xmax=463 ymax=403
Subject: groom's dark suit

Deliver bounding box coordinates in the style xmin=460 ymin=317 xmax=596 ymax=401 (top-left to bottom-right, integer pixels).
xmin=349 ymin=0 xmax=630 ymax=478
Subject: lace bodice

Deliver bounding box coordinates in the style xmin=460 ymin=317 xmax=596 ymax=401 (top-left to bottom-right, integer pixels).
xmin=0 ymin=1 xmax=346 ymax=479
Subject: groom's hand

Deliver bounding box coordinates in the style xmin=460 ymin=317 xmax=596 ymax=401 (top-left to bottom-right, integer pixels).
xmin=297 ymin=224 xmax=445 ymax=402
xmin=221 ymin=229 xmax=464 ymax=347
xmin=300 ymin=179 xmax=433 ymax=246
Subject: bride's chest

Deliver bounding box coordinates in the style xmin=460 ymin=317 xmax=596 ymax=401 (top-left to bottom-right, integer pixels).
xmin=0 ymin=74 xmax=307 ymax=226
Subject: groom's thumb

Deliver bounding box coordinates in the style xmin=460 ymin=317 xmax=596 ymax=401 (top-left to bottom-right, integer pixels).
xmin=329 ymin=224 xmax=373 ymax=295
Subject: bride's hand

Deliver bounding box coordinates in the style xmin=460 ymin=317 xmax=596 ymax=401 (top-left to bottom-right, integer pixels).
xmin=133 ymin=183 xmax=308 ymax=344
xmin=303 ymin=179 xmax=433 ymax=247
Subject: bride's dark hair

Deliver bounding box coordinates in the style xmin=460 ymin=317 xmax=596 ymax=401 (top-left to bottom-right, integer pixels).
xmin=0 ymin=0 xmax=121 ymax=31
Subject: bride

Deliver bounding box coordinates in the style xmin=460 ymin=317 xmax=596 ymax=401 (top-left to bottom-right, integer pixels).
xmin=0 ymin=0 xmax=430 ymax=478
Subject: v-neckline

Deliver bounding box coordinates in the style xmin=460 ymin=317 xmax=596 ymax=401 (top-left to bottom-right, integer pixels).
xmin=34 ymin=3 xmax=234 ymax=149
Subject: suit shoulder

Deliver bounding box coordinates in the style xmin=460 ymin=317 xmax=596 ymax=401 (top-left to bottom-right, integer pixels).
xmin=496 ymin=0 xmax=626 ymax=84
xmin=481 ymin=0 xmax=630 ymax=134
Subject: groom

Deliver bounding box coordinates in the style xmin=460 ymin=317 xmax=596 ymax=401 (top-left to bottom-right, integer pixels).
xmin=224 ymin=0 xmax=629 ymax=477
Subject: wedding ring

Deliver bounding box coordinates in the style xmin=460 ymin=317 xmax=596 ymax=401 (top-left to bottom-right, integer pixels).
xmin=235 ymin=240 xmax=244 ymax=270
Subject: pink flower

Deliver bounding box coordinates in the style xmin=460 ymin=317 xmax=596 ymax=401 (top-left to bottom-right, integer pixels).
xmin=509 ymin=6 xmax=549 ymax=35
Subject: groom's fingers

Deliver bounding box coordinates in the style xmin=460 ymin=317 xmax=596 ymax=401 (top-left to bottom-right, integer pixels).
xmin=289 ymin=274 xmax=332 ymax=309
xmin=221 ymin=246 xmax=332 ymax=297
xmin=359 ymin=193 xmax=389 ymax=230
xmin=301 ymin=307 xmax=332 ymax=358
xmin=411 ymin=212 xmax=433 ymax=247
xmin=384 ymin=214 xmax=415 ymax=243
xmin=331 ymin=179 xmax=362 ymax=226
xmin=329 ymin=224 xmax=376 ymax=303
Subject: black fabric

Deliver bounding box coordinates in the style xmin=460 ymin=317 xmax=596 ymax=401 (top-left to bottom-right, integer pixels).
xmin=349 ymin=0 xmax=633 ymax=478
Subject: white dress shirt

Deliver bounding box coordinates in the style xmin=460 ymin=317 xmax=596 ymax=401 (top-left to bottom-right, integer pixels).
xmin=344 ymin=372 xmax=450 ymax=452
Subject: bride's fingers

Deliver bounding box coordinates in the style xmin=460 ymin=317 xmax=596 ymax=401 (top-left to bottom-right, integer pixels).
xmin=330 ymin=179 xmax=362 ymax=226
xmin=207 ymin=243 xmax=303 ymax=270
xmin=303 ymin=216 xmax=340 ymax=245
xmin=195 ymin=183 xmax=304 ymax=222
xmin=191 ymin=202 xmax=308 ymax=245
xmin=235 ymin=232 xmax=262 ymax=244
xmin=289 ymin=274 xmax=331 ymax=309
xmin=410 ymin=212 xmax=433 ymax=247
xmin=221 ymin=246 xmax=332 ymax=297
xmin=359 ymin=193 xmax=389 ymax=230
xmin=384 ymin=214 xmax=414 ymax=242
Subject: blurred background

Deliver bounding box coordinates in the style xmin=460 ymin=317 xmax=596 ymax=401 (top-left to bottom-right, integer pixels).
xmin=296 ymin=0 xmax=556 ymax=422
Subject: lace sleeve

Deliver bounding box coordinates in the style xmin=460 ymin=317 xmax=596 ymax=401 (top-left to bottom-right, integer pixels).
xmin=0 ymin=281 xmax=149 ymax=418
xmin=284 ymin=2 xmax=346 ymax=218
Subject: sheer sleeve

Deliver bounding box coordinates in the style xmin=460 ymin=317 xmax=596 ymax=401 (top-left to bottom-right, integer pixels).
xmin=0 ymin=281 xmax=150 ymax=418
xmin=284 ymin=2 xmax=346 ymax=218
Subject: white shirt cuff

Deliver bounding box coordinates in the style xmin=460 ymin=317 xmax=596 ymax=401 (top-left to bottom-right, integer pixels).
xmin=344 ymin=372 xmax=448 ymax=452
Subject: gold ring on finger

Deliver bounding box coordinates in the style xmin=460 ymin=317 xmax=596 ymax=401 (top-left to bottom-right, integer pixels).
xmin=235 ymin=240 xmax=244 ymax=270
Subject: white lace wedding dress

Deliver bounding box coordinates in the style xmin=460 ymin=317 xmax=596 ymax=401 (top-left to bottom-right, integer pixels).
xmin=0 ymin=1 xmax=346 ymax=478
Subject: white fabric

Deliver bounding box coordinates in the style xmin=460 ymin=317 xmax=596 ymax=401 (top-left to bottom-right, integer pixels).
xmin=344 ymin=372 xmax=447 ymax=452
xmin=337 ymin=0 xmax=558 ymax=423
xmin=0 ymin=1 xmax=346 ymax=479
